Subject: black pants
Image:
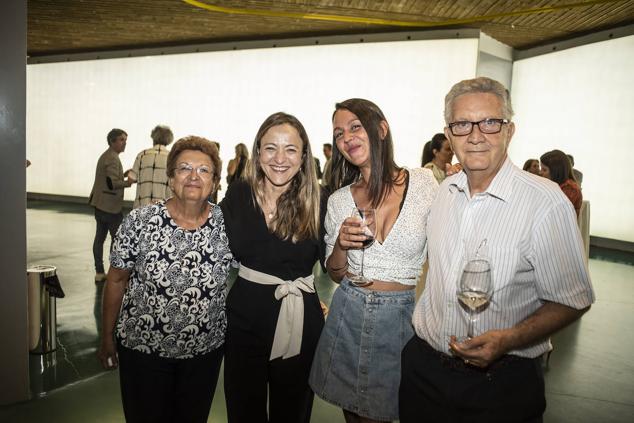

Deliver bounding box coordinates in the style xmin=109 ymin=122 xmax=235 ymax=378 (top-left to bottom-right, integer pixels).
xmin=93 ymin=207 xmax=123 ymax=273
xmin=223 ymin=278 xmax=324 ymax=423
xmin=117 ymin=344 xmax=224 ymax=423
xmin=399 ymin=335 xmax=545 ymax=423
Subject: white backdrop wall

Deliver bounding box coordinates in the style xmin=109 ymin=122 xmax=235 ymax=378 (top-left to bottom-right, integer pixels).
xmin=510 ymin=35 xmax=634 ymax=242
xmin=26 ymin=38 xmax=478 ymax=201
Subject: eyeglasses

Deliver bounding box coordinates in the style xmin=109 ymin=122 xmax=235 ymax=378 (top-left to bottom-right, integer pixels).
xmin=174 ymin=163 xmax=213 ymax=179
xmin=448 ymin=118 xmax=509 ymax=136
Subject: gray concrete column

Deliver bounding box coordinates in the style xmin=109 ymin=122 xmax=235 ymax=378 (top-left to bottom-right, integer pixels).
xmin=476 ymin=33 xmax=514 ymax=90
xmin=0 ymin=0 xmax=29 ymax=405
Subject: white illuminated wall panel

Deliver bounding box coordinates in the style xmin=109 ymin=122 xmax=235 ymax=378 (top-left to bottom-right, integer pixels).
xmin=27 ymin=38 xmax=478 ymax=201
xmin=511 ymin=35 xmax=634 ymax=242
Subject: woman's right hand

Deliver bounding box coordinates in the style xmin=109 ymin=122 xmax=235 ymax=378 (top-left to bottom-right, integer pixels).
xmin=97 ymin=336 xmax=119 ymax=370
xmin=336 ymin=216 xmax=366 ymax=250
xmin=99 ymin=267 xmax=130 ymax=370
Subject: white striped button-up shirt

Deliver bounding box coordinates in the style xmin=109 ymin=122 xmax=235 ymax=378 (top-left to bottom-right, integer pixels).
xmin=413 ymin=157 xmax=595 ymax=358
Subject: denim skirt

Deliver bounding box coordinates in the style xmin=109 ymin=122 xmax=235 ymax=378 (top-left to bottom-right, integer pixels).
xmin=309 ymin=278 xmax=415 ymax=421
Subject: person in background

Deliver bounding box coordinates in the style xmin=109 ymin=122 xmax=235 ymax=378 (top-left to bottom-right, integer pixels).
xmin=322 ymin=143 xmax=333 ymax=189
xmin=421 ymin=133 xmax=454 ymax=184
xmin=211 ymin=141 xmax=221 ymax=203
xmin=567 ymin=154 xmax=583 ymax=186
xmin=399 ymin=77 xmax=594 ymax=422
xmin=310 ymin=98 xmax=437 ymax=423
xmin=221 ymin=112 xmax=326 ymax=423
xmin=98 ymin=136 xmax=232 ymax=423
xmin=130 ymin=124 xmax=173 ymax=208
xmin=522 ymin=158 xmax=540 ymax=175
xmin=226 ymin=142 xmax=249 ymax=186
xmin=314 ymin=156 xmax=323 ymax=181
xmin=541 ymin=149 xmax=583 ymax=217
xmin=90 ymin=128 xmax=135 ymax=283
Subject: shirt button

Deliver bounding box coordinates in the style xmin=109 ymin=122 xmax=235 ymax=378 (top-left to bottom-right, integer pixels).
xmin=368 ymin=308 xmax=373 ymax=313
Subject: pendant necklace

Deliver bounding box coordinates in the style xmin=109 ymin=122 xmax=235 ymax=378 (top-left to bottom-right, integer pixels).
xmin=263 ymin=200 xmax=276 ymax=219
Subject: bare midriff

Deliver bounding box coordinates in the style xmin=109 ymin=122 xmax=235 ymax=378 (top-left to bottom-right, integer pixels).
xmin=345 ymin=273 xmax=415 ymax=291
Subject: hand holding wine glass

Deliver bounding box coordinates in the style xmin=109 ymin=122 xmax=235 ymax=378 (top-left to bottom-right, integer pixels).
xmin=457 ymin=257 xmax=492 ymax=340
xmin=348 ymin=208 xmax=376 ymax=287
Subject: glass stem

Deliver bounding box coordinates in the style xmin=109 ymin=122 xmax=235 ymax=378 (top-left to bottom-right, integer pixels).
xmin=467 ymin=311 xmax=475 ymax=338
xmin=360 ymin=248 xmax=365 ymax=278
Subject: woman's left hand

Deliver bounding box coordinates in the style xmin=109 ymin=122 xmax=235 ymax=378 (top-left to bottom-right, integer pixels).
xmin=445 ymin=163 xmax=463 ymax=176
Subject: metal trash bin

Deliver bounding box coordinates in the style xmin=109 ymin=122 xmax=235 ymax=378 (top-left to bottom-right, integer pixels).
xmin=27 ymin=265 xmax=65 ymax=354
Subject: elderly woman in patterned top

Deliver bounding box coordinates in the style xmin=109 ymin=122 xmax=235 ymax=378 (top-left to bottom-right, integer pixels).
xmin=98 ymin=136 xmax=232 ymax=423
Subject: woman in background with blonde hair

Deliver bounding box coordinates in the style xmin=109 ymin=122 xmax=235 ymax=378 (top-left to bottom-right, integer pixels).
xmin=226 ymin=142 xmax=249 ymax=186
xmin=221 ymin=112 xmax=327 ymax=423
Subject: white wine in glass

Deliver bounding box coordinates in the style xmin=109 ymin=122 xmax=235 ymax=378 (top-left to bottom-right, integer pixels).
xmin=348 ymin=208 xmax=376 ymax=287
xmin=457 ymin=258 xmax=492 ymax=339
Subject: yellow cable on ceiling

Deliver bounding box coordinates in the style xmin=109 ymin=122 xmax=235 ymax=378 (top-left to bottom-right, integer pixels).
xmin=182 ymin=0 xmax=624 ymax=28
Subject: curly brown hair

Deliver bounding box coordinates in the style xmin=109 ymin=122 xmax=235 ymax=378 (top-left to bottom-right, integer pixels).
xmin=166 ymin=136 xmax=221 ymax=184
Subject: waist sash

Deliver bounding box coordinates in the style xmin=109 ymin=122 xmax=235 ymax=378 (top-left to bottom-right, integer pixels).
xmin=238 ymin=265 xmax=315 ymax=360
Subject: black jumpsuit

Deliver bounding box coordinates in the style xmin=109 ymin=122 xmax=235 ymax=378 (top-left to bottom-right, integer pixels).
xmin=220 ymin=181 xmax=326 ymax=423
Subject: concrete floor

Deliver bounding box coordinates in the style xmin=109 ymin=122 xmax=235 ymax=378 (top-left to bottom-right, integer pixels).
xmin=0 ymin=200 xmax=632 ymax=422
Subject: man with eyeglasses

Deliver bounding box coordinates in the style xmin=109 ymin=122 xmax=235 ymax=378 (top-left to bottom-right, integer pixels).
xmin=399 ymin=77 xmax=595 ymax=422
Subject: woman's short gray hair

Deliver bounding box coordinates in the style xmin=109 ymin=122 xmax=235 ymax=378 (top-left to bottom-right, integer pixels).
xmin=151 ymin=125 xmax=174 ymax=146
xmin=444 ymin=77 xmax=514 ymax=124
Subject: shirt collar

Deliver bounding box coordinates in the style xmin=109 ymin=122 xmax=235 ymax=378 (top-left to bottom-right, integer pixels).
xmin=448 ymin=156 xmax=516 ymax=201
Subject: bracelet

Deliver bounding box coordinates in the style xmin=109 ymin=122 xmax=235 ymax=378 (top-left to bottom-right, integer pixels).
xmin=329 ymin=262 xmax=349 ymax=272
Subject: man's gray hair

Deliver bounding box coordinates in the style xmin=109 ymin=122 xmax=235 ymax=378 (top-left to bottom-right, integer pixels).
xmin=444 ymin=77 xmax=514 ymax=124
xmin=151 ymin=125 xmax=174 ymax=146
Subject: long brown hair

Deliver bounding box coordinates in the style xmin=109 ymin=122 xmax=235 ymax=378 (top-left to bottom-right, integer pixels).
xmin=245 ymin=112 xmax=320 ymax=242
xmin=540 ymin=149 xmax=575 ymax=185
xmin=329 ymin=98 xmax=401 ymax=208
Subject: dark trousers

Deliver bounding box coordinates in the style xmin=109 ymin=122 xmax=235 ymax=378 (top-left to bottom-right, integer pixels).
xmin=117 ymin=344 xmax=224 ymax=423
xmin=223 ymin=279 xmax=323 ymax=423
xmin=93 ymin=207 xmax=123 ymax=273
xmin=399 ymin=335 xmax=545 ymax=423
xmin=224 ymin=343 xmax=315 ymax=423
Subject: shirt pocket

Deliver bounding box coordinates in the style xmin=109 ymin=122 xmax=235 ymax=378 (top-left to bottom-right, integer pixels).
xmin=487 ymin=246 xmax=535 ymax=307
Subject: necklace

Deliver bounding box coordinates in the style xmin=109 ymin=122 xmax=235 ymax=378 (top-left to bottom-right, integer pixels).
xmin=261 ymin=198 xmax=277 ymax=219
xmin=264 ymin=206 xmax=275 ymax=219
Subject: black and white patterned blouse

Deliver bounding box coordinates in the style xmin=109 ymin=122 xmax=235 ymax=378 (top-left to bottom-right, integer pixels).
xmin=110 ymin=201 xmax=233 ymax=359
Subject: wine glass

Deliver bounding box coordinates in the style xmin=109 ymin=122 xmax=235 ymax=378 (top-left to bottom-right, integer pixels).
xmin=348 ymin=208 xmax=376 ymax=287
xmin=456 ymin=257 xmax=493 ymax=340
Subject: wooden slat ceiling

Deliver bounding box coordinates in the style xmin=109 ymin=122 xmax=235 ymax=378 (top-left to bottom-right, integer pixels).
xmin=27 ymin=0 xmax=634 ymax=57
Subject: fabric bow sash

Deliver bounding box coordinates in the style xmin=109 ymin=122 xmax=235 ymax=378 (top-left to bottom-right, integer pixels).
xmin=238 ymin=265 xmax=315 ymax=360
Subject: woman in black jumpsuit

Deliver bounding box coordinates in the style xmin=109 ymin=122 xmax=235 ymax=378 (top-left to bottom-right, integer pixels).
xmin=221 ymin=112 xmax=326 ymax=423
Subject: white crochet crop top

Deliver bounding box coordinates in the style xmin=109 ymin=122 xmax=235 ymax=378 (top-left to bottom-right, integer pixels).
xmin=324 ymin=167 xmax=438 ymax=286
